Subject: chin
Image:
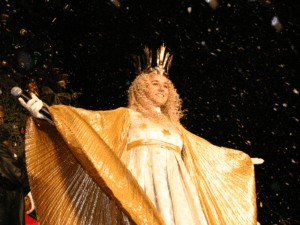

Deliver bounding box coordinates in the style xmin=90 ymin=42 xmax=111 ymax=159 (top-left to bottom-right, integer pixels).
xmin=155 ymin=102 xmax=166 ymax=108
xmin=153 ymin=103 xmax=162 ymax=107
xmin=150 ymin=98 xmax=167 ymax=107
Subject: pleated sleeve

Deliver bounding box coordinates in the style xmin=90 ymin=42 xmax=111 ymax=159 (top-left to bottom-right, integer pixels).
xmin=180 ymin=126 xmax=257 ymax=225
xmin=25 ymin=106 xmax=165 ymax=225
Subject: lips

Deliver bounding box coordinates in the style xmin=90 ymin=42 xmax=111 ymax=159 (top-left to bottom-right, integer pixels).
xmin=156 ymin=94 xmax=164 ymax=97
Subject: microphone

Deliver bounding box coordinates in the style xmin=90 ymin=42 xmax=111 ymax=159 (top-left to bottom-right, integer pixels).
xmin=11 ymin=87 xmax=53 ymax=122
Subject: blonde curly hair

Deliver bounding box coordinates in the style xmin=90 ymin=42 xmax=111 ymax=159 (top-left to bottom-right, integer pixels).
xmin=127 ymin=73 xmax=185 ymax=126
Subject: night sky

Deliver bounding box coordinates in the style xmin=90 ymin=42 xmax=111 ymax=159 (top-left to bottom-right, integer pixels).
xmin=1 ymin=0 xmax=299 ymax=224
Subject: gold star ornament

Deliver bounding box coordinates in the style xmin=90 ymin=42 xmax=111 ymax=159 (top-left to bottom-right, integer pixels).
xmin=139 ymin=123 xmax=148 ymax=130
xmin=162 ymin=129 xmax=171 ymax=136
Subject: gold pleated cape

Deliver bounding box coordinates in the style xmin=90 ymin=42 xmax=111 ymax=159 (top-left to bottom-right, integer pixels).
xmin=25 ymin=106 xmax=257 ymax=225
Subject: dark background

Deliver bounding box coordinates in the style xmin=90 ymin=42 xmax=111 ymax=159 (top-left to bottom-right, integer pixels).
xmin=1 ymin=0 xmax=299 ymax=224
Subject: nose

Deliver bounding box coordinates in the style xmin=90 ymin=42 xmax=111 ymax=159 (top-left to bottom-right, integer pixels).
xmin=158 ymin=84 xmax=164 ymax=91
xmin=158 ymin=88 xmax=165 ymax=94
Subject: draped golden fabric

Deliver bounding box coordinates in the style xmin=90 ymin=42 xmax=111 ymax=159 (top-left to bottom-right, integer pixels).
xmin=25 ymin=106 xmax=256 ymax=225
xmin=180 ymin=128 xmax=257 ymax=224
xmin=25 ymin=106 xmax=165 ymax=225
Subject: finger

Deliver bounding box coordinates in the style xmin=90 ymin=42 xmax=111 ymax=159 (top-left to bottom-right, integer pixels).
xmin=255 ymin=159 xmax=264 ymax=164
xmin=31 ymin=93 xmax=38 ymax=100
xmin=251 ymin=158 xmax=263 ymax=165
xmin=255 ymin=158 xmax=264 ymax=163
xmin=18 ymin=98 xmax=27 ymax=108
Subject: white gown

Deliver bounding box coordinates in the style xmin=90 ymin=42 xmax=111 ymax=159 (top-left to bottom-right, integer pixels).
xmin=126 ymin=108 xmax=208 ymax=225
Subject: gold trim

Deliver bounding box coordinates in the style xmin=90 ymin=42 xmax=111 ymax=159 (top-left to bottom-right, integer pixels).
xmin=127 ymin=139 xmax=181 ymax=155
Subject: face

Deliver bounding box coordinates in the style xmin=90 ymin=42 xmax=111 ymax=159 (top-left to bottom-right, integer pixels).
xmin=24 ymin=194 xmax=32 ymax=212
xmin=146 ymin=74 xmax=169 ymax=107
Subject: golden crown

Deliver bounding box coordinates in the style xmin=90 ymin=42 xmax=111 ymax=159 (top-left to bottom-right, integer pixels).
xmin=132 ymin=44 xmax=174 ymax=77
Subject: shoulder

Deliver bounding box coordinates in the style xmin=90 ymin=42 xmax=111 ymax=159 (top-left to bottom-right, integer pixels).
xmin=126 ymin=108 xmax=145 ymax=122
xmin=69 ymin=106 xmax=130 ymax=116
xmin=92 ymin=107 xmax=130 ymax=120
xmin=126 ymin=108 xmax=140 ymax=116
xmin=112 ymin=107 xmax=129 ymax=114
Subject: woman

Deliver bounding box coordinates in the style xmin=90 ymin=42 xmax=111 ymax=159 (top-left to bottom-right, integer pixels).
xmin=19 ymin=45 xmax=259 ymax=225
xmin=126 ymin=72 xmax=208 ymax=225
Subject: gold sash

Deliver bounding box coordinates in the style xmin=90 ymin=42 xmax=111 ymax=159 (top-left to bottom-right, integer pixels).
xmin=127 ymin=139 xmax=182 ymax=155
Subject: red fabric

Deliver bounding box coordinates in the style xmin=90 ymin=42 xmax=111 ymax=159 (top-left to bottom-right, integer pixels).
xmin=25 ymin=214 xmax=38 ymax=225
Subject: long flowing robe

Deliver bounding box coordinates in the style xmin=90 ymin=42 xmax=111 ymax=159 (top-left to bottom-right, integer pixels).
xmin=126 ymin=108 xmax=208 ymax=225
xmin=25 ymin=106 xmax=257 ymax=225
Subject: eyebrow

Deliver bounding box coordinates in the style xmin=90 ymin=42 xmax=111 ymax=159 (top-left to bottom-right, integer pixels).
xmin=152 ymin=80 xmax=168 ymax=85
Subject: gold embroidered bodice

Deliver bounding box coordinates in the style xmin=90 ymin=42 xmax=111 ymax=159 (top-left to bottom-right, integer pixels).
xmin=127 ymin=109 xmax=183 ymax=150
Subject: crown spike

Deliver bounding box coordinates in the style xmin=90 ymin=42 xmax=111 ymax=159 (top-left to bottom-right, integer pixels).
xmin=132 ymin=55 xmax=141 ymax=74
xmin=166 ymin=55 xmax=174 ymax=74
xmin=156 ymin=49 xmax=160 ymax=66
xmin=144 ymin=46 xmax=151 ymax=69
xmin=138 ymin=56 xmax=141 ymax=72
xmin=132 ymin=44 xmax=173 ymax=77
xmin=149 ymin=49 xmax=152 ymax=66
xmin=163 ymin=52 xmax=170 ymax=68
xmin=159 ymin=44 xmax=166 ymax=66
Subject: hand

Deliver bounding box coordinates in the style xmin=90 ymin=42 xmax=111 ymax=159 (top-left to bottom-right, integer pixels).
xmin=251 ymin=157 xmax=264 ymax=165
xmin=18 ymin=93 xmax=45 ymax=120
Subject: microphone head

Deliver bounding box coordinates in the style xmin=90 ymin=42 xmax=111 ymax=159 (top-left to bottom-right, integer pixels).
xmin=11 ymin=87 xmax=22 ymax=97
